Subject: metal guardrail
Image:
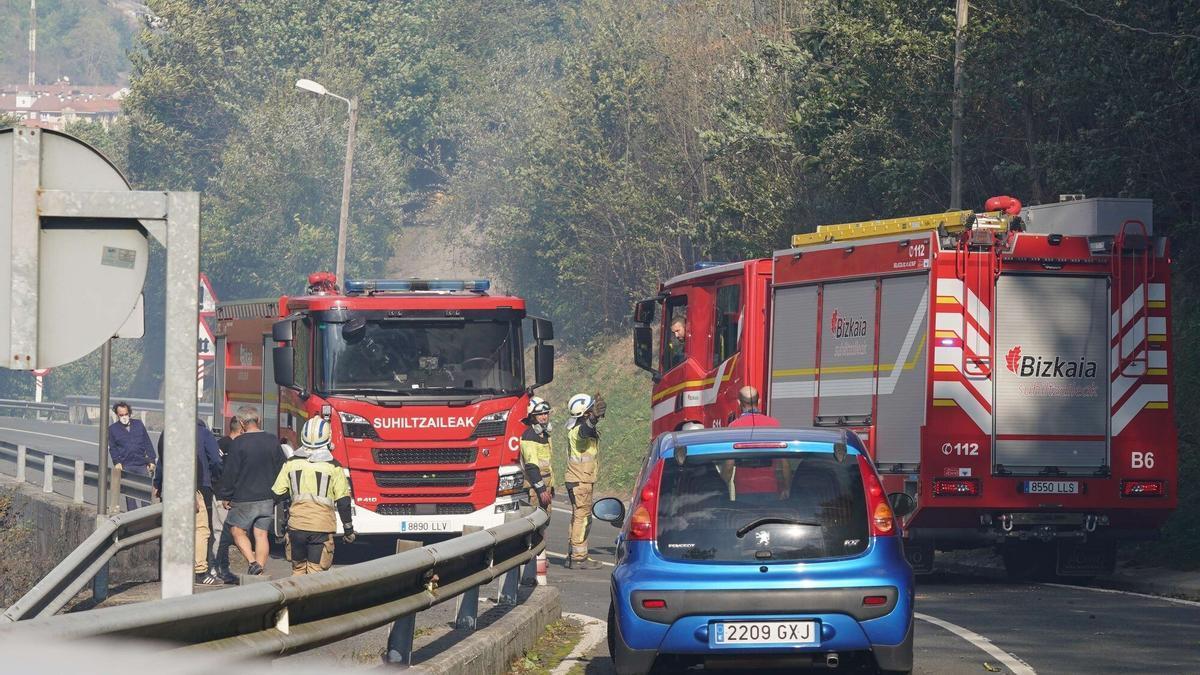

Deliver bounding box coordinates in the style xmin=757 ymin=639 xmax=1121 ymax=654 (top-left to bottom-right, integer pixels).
xmin=1 ymin=504 xmax=162 ymax=622
xmin=0 ymin=441 xmax=153 ymax=505
xmin=0 ymin=508 xmax=549 ymax=666
xmin=60 ymin=396 xmax=215 ymax=429
xmin=0 ymin=398 xmax=69 ymax=421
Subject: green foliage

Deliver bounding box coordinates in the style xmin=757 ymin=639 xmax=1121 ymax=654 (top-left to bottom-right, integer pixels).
xmin=538 ymin=336 xmax=652 ymax=497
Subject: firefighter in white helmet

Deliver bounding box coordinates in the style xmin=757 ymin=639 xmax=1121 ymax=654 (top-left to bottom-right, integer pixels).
xmin=565 ymin=392 xmax=605 ymax=570
xmin=271 ymin=417 xmax=355 ymax=576
xmin=520 ymin=396 xmax=555 ymax=508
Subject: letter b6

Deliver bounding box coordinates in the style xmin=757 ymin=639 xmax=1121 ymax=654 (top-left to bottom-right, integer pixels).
xmin=1131 ymin=451 xmax=1155 ymax=469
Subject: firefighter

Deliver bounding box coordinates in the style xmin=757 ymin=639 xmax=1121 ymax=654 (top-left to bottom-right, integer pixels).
xmin=271 ymin=417 xmax=356 ymax=576
xmin=565 ymin=392 xmax=605 ymax=570
xmin=520 ymin=396 xmax=554 ymax=585
xmin=520 ymin=396 xmax=555 ymax=509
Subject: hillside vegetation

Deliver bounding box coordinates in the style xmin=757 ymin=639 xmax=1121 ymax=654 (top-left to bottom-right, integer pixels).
xmin=538 ymin=336 xmax=651 ymax=498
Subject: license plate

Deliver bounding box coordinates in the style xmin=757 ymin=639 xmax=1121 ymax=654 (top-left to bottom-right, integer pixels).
xmin=1022 ymin=480 xmax=1079 ymax=494
xmin=713 ymin=621 xmax=817 ymax=646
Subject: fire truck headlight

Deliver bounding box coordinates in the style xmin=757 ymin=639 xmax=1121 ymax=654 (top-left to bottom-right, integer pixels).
xmin=497 ymin=473 xmax=522 ymax=496
xmin=339 ymin=411 xmax=378 ymax=439
xmin=479 ymin=411 xmax=510 ymax=424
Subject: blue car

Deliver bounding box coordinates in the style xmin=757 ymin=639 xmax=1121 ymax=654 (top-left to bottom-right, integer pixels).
xmin=591 ymin=427 xmax=914 ymax=674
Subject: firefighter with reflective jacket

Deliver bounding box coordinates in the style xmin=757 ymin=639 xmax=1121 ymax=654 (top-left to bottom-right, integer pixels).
xmin=272 ymin=417 xmax=356 ymax=576
xmin=520 ymin=397 xmax=555 ymax=509
xmin=565 ymin=392 xmax=605 ymax=570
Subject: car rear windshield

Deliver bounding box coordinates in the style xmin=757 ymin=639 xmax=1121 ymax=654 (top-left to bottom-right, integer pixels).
xmin=656 ymin=451 xmax=868 ymax=563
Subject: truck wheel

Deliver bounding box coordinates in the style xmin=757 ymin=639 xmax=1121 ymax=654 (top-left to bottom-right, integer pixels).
xmin=1001 ymin=542 xmax=1055 ymax=581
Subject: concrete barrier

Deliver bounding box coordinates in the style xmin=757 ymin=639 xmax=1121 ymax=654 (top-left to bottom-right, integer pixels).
xmin=411 ymin=586 xmax=562 ymax=675
xmin=0 ymin=474 xmax=158 ymax=609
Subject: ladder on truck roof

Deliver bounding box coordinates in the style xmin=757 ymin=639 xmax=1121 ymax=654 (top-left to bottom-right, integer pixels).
xmin=790 ymin=209 xmax=1009 ymax=247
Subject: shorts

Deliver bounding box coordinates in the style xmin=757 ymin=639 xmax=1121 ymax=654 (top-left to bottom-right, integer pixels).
xmin=225 ymin=499 xmax=275 ymax=532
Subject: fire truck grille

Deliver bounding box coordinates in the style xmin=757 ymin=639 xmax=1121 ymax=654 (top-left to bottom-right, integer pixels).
xmin=376 ymin=503 xmax=476 ymax=516
xmin=373 ymin=470 xmax=475 ymax=488
xmin=470 ymin=420 xmax=508 ymax=438
xmin=373 ymin=447 xmax=476 ymax=465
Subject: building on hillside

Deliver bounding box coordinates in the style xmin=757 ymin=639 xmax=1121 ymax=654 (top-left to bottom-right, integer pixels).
xmin=1 ymin=80 xmax=126 ymax=130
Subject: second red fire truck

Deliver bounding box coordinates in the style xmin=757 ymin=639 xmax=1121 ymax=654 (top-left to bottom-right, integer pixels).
xmin=215 ymin=273 xmax=554 ymax=538
xmin=634 ymin=196 xmax=1177 ymax=578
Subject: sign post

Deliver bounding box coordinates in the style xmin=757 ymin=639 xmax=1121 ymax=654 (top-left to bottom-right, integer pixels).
xmin=0 ymin=127 xmax=201 ymax=599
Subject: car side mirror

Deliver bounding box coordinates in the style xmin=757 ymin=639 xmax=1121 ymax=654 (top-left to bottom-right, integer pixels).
xmin=888 ymin=492 xmax=916 ymax=517
xmin=534 ymin=343 xmax=554 ymax=388
xmin=592 ymin=497 xmax=626 ymax=527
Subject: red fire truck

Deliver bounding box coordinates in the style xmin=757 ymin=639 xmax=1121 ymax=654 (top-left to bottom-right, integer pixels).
xmin=634 ymin=197 xmax=1177 ymax=578
xmin=215 ymin=273 xmax=554 ymax=538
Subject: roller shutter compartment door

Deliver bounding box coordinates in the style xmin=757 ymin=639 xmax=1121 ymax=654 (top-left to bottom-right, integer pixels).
xmin=769 ymin=285 xmax=818 ymax=426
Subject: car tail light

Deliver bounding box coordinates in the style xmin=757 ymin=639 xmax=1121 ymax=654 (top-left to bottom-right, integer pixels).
xmin=641 ymin=599 xmax=667 ymax=609
xmin=862 ymin=595 xmax=888 ymax=606
xmin=732 ymin=441 xmax=789 ymax=449
xmin=1121 ymin=479 xmax=1166 ymax=497
xmin=857 ymin=455 xmax=896 ymax=537
xmin=932 ymin=478 xmax=980 ymax=496
xmin=628 ymin=461 xmax=664 ymax=541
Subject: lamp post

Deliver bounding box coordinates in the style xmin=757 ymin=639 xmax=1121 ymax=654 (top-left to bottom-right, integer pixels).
xmin=296 ymin=78 xmax=358 ymax=284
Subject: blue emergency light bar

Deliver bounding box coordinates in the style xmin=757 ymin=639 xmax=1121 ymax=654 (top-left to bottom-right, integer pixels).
xmin=343 ymin=279 xmax=491 ymax=295
xmin=694 ymin=261 xmax=731 ymax=270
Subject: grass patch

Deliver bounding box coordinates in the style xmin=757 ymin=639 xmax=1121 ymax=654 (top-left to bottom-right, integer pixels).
xmin=508 ymin=618 xmax=584 ymax=674
xmin=0 ymin=492 xmax=38 ymax=607
xmin=538 ymin=335 xmax=653 ymax=498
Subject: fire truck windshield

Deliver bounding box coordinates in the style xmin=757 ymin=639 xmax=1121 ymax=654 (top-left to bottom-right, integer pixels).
xmin=317 ymin=319 xmax=523 ymax=396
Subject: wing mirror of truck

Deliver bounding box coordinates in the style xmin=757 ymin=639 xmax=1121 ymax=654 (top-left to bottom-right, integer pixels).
xmin=273 ymin=346 xmax=295 ymax=389
xmin=592 ymin=497 xmax=626 ymax=527
xmin=633 ymin=324 xmax=657 ymax=378
xmin=634 ymin=298 xmax=657 ymax=324
xmin=887 ymin=492 xmax=916 ymax=517
xmin=531 ymin=317 xmax=554 ymax=342
xmin=534 ymin=343 xmax=554 ymax=388
xmin=272 ymin=320 xmax=293 ymax=343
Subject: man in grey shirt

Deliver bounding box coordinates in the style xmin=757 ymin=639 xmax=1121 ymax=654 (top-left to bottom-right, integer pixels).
xmin=216 ymin=406 xmax=285 ymax=575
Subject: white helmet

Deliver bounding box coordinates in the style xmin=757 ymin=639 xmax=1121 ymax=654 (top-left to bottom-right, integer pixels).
xmin=301 ymin=416 xmax=333 ymax=449
xmin=567 ymin=393 xmax=593 ymax=418
xmin=527 ymin=396 xmax=551 ymax=417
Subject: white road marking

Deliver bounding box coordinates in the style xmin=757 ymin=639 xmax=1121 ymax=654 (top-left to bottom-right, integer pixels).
xmin=0 ymin=426 xmax=97 ymax=446
xmin=550 ymin=612 xmax=608 ymax=675
xmin=545 ymin=550 xmax=616 ymax=568
xmin=1041 ymin=582 xmax=1200 ymax=607
xmin=552 ymin=506 xmax=573 ymax=516
xmin=916 ymin=612 xmax=1036 ymax=675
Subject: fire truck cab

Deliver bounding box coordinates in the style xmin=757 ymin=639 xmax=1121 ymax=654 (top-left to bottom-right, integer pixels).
xmin=636 ymin=197 xmax=1177 ymax=579
xmin=215 ymin=274 xmax=555 ymax=538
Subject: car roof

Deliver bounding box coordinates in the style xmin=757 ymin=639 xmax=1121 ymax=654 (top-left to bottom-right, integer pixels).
xmin=653 ymin=426 xmax=865 ymax=460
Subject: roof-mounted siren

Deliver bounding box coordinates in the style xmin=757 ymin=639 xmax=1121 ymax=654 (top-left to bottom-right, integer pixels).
xmin=307 ymin=271 xmax=339 ymax=295
xmin=343 ymin=279 xmax=491 ymax=295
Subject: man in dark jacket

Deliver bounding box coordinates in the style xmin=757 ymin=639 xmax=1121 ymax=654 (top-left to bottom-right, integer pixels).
xmin=107 ymin=401 xmax=156 ymax=511
xmin=215 ymin=406 xmax=285 ymax=576
xmin=154 ymin=418 xmax=222 ymax=582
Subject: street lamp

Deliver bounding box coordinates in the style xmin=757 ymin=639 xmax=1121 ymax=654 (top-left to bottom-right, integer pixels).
xmin=296 ymin=78 xmax=359 ymax=285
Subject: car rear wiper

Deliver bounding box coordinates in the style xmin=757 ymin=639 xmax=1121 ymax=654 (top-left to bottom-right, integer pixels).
xmin=735 ymin=517 xmax=823 ymax=538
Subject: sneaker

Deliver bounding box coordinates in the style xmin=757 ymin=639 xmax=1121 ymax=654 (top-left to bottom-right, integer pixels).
xmin=571 ymin=558 xmax=604 ymax=570
xmin=217 ymin=568 xmax=239 ymax=584
xmin=247 ymin=562 xmax=264 ymax=576
xmin=197 ymin=571 xmax=223 ymax=585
